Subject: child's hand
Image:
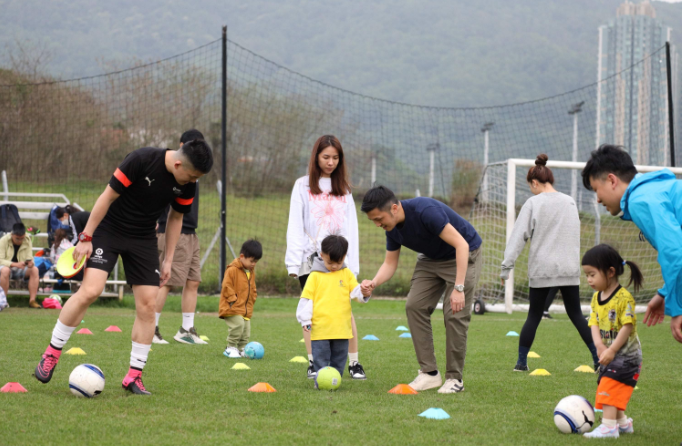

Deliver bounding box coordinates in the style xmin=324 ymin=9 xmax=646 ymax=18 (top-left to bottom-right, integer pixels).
xmin=598 ymin=348 xmax=615 ymax=366
xmin=303 ymin=325 xmax=311 ymax=332
xmin=596 ymin=343 xmax=607 ymax=358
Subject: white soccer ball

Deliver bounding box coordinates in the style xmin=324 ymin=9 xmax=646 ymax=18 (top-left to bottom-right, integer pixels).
xmin=553 ymin=395 xmax=595 ymax=434
xmin=49 ymin=294 xmax=63 ymax=305
xmin=69 ymin=364 xmax=105 ymax=398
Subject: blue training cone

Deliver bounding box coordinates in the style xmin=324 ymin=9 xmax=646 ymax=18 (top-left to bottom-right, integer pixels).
xmin=399 ymin=333 xmax=412 ymax=338
xmin=418 ymin=408 xmax=450 ymax=420
xmin=395 ymin=326 xmax=409 ymax=331
xmin=362 ymin=335 xmax=380 ymax=341
xmin=506 ymin=331 xmax=520 ymax=337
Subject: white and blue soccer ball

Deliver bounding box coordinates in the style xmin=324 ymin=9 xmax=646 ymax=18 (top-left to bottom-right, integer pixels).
xmin=243 ymin=342 xmax=264 ymax=359
xmin=69 ymin=364 xmax=105 ymax=398
xmin=553 ymin=395 xmax=595 ymax=434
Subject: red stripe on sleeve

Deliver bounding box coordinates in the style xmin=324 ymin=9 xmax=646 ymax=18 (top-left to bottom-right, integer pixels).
xmin=175 ymin=197 xmax=193 ymax=206
xmin=113 ymin=168 xmax=132 ymax=187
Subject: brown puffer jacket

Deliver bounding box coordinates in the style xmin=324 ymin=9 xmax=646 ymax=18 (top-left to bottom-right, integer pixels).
xmin=219 ymin=258 xmax=257 ymax=319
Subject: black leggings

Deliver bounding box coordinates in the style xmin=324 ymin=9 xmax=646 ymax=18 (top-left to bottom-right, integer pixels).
xmin=519 ymin=286 xmax=593 ymax=349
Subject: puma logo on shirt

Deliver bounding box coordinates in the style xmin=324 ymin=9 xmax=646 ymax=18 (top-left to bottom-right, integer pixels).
xmin=145 ymin=177 xmax=155 ymax=186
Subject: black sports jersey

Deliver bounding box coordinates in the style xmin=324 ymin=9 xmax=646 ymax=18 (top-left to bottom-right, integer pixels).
xmin=157 ymin=181 xmax=199 ymax=235
xmin=100 ymin=147 xmax=196 ymax=237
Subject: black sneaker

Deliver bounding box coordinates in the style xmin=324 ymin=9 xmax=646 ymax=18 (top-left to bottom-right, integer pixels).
xmin=122 ymin=375 xmax=152 ymax=395
xmin=349 ymin=362 xmax=367 ymax=380
xmin=307 ymin=362 xmax=317 ymax=379
xmin=542 ymin=312 xmax=553 ymax=319
xmin=35 ymin=352 xmax=60 ymax=383
xmin=513 ymin=364 xmax=529 ymax=372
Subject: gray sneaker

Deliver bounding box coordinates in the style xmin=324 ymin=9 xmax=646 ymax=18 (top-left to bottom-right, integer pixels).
xmin=153 ymin=326 xmax=169 ymax=345
xmin=173 ymin=327 xmax=196 ymax=344
xmin=189 ymin=327 xmax=207 ymax=345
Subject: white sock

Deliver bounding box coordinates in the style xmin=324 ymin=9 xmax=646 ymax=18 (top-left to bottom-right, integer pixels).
xmin=130 ymin=341 xmax=151 ymax=370
xmin=50 ymin=320 xmax=77 ymax=349
xmin=617 ymin=416 xmax=629 ymax=426
xmin=308 ymin=354 xmax=314 ymax=363
xmin=348 ymin=352 xmax=359 ymax=366
xmin=155 ymin=313 xmax=161 ymax=327
xmin=602 ymin=419 xmax=617 ymax=428
xmin=182 ymin=313 xmax=194 ymax=331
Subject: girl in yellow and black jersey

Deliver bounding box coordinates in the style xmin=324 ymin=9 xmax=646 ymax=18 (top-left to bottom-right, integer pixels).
xmin=581 ymin=244 xmax=643 ymax=439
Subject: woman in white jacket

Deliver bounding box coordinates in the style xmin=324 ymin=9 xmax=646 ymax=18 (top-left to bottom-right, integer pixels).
xmin=286 ymin=135 xmax=365 ymax=380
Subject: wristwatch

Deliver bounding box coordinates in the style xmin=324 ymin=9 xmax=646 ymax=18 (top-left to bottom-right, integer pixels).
xmin=78 ymin=232 xmax=93 ymax=243
xmin=454 ymin=284 xmax=465 ymax=293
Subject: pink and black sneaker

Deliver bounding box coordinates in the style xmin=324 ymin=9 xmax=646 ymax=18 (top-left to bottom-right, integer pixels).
xmin=34 ymin=345 xmax=62 ymax=383
xmin=122 ymin=368 xmax=151 ymax=395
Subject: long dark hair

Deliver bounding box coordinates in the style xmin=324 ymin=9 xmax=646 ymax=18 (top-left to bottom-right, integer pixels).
xmin=308 ymin=135 xmax=351 ymax=197
xmin=581 ymin=244 xmax=643 ymax=292
xmin=53 ymin=228 xmax=68 ymax=250
xmin=526 ymin=154 xmax=554 ymax=184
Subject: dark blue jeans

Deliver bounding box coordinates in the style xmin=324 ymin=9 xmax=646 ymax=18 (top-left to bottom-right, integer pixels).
xmin=311 ymin=339 xmax=349 ymax=377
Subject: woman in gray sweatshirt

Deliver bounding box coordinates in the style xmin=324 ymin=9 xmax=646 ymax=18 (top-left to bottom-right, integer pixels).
xmin=501 ymin=154 xmax=599 ymax=372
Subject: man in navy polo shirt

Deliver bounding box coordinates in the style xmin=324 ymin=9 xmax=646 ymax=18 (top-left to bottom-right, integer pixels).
xmin=360 ymin=186 xmax=482 ymax=394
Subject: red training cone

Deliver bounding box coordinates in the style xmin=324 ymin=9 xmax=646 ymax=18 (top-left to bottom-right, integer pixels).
xmin=1 ymin=382 xmax=27 ymax=393
xmin=248 ymin=382 xmax=277 ymax=393
xmin=104 ymin=326 xmax=122 ymax=332
xmin=77 ymin=328 xmax=93 ymax=335
xmin=388 ymin=384 xmax=418 ymax=395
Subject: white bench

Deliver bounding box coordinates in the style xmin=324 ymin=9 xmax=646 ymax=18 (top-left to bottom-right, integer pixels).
xmin=1 ymin=174 xmax=125 ymax=300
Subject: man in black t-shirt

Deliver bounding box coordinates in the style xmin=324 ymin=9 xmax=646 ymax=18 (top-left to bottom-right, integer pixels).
xmin=34 ymin=140 xmax=213 ymax=395
xmin=153 ymin=129 xmax=206 ymax=346
xmin=360 ymin=186 xmax=483 ymax=395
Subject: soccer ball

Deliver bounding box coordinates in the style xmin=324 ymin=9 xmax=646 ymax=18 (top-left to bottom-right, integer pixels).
xmin=243 ymin=342 xmax=264 ymax=359
xmin=50 ymin=294 xmax=63 ymax=305
xmin=553 ymin=395 xmax=595 ymax=434
xmin=315 ymin=366 xmax=341 ymax=391
xmin=69 ymin=364 xmax=105 ymax=398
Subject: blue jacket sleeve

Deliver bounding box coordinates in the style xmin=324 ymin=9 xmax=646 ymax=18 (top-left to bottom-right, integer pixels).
xmin=629 ymin=195 xmax=682 ymax=317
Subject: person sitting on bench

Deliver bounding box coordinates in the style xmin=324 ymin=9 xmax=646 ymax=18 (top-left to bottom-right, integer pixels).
xmin=0 ymin=223 xmax=40 ymax=308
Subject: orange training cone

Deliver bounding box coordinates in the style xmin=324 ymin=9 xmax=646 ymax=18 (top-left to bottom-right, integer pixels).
xmin=1 ymin=382 xmax=27 ymax=393
xmin=105 ymin=326 xmax=122 ymax=332
xmin=77 ymin=328 xmax=93 ymax=335
xmin=248 ymin=382 xmax=277 ymax=393
xmin=388 ymin=384 xmax=418 ymax=395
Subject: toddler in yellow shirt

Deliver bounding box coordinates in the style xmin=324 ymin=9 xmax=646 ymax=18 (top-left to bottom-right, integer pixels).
xmin=296 ymin=235 xmax=371 ymax=383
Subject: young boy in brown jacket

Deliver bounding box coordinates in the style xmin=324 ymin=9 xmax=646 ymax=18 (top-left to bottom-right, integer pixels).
xmin=220 ymin=239 xmax=262 ymax=358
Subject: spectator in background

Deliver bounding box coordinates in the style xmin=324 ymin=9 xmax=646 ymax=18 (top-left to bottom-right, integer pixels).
xmin=0 ymin=223 xmax=40 ymax=308
xmin=68 ymin=211 xmax=91 ymax=245
xmin=50 ymin=228 xmax=73 ymax=264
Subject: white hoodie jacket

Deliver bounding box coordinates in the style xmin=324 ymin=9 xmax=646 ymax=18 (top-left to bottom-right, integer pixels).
xmin=285 ymin=176 xmax=359 ymax=277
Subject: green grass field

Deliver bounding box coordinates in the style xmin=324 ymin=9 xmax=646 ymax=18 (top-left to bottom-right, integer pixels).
xmin=1 ymin=297 xmax=681 ymax=445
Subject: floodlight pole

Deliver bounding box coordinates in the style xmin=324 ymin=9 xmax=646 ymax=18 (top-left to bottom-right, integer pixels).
xmin=569 ymin=102 xmax=584 ymax=201
xmin=426 ymin=143 xmax=439 ymax=197
xmin=481 ymin=122 xmax=494 ymax=202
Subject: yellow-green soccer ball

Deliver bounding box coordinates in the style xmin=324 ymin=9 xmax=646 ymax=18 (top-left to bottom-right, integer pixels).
xmin=315 ymin=366 xmax=341 ymax=391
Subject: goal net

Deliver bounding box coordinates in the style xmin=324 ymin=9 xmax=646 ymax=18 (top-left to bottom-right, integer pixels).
xmin=471 ymin=158 xmax=682 ymax=313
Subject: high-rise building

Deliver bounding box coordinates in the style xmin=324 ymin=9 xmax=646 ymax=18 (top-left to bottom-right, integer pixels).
xmin=596 ymin=1 xmax=672 ymax=165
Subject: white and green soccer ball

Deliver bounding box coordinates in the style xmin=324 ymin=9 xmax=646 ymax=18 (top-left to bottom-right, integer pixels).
xmin=50 ymin=294 xmax=63 ymax=305
xmin=315 ymin=366 xmax=341 ymax=391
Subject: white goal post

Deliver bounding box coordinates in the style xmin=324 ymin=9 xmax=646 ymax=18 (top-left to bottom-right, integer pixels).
xmin=475 ymin=158 xmax=682 ymax=314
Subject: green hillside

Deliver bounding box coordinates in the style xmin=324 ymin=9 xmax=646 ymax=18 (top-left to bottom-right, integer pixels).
xmin=3 ymin=0 xmax=682 ymax=107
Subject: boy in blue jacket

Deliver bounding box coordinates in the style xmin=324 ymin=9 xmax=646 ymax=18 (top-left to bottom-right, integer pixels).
xmin=582 ymin=144 xmax=682 ymax=343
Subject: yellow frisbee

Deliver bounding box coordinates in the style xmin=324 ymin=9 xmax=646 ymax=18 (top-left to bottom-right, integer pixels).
xmin=56 ymin=247 xmax=87 ymax=279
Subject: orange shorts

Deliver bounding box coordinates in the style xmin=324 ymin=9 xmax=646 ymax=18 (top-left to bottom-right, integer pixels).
xmin=595 ymin=377 xmax=634 ymax=411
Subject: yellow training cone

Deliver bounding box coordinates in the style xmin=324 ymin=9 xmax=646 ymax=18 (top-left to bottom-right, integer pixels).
xmin=231 ymin=362 xmax=250 ymax=370
xmin=299 ymin=338 xmax=305 ymax=343
xmin=574 ymin=365 xmax=595 ymax=373
xmin=200 ymin=335 xmax=209 ymax=341
xmin=529 ymin=368 xmax=551 ymax=376
xmin=527 ymin=352 xmax=541 ymax=358
xmin=289 ymin=356 xmax=308 ymax=363
xmin=65 ymin=348 xmax=86 ymax=355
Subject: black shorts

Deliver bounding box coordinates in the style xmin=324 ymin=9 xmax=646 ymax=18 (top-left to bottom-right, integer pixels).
xmin=86 ymin=227 xmax=160 ymax=286
xmin=597 ymin=356 xmax=641 ymax=388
